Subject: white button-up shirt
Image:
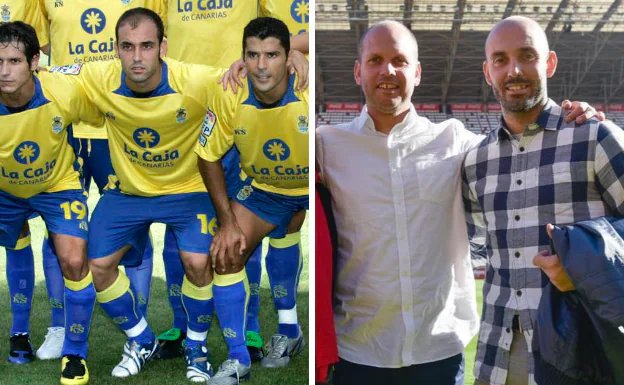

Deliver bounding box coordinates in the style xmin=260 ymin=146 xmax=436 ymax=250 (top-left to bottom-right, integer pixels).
xmin=316 ymin=106 xmax=482 ymax=368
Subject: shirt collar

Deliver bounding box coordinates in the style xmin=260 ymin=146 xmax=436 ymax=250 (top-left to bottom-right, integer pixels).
xmin=493 ymin=99 xmax=563 ymax=143
xmin=356 ymin=104 xmax=422 ymax=137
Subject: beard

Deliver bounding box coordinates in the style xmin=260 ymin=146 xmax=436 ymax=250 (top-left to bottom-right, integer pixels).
xmin=493 ymin=77 xmax=546 ymax=113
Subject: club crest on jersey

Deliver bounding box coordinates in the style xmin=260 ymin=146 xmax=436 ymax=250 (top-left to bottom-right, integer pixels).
xmin=236 ymin=185 xmax=253 ymax=201
xmin=52 ymin=116 xmax=63 ymax=133
xmin=176 ymin=108 xmax=187 ymax=123
xmin=49 ymin=64 xmax=83 ymax=75
xmin=297 ymin=115 xmax=308 ymax=133
xmin=1 ymin=5 xmax=10 ymax=22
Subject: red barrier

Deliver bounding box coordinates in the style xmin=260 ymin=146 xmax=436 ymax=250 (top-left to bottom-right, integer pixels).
xmin=325 ymin=103 xmax=362 ymax=112
xmin=414 ymin=103 xmax=439 ymax=111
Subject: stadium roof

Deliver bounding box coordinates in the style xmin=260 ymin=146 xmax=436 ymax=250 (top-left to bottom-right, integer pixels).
xmin=316 ymin=0 xmax=624 ymax=107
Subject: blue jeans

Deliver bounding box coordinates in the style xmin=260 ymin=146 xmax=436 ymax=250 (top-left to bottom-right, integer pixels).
xmin=333 ymin=353 xmax=464 ymax=385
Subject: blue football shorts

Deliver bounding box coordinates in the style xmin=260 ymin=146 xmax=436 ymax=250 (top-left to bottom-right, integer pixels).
xmin=222 ymin=145 xmax=242 ymax=199
xmin=230 ymin=176 xmax=308 ymax=238
xmin=0 ymin=189 xmax=89 ymax=247
xmin=88 ymin=190 xmax=216 ymax=265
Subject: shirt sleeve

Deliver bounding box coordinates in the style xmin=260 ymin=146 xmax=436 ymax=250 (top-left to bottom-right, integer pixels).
xmin=183 ymin=62 xmax=226 ymax=106
xmin=594 ymin=121 xmax=624 ymax=216
xmin=461 ymin=160 xmax=487 ymax=250
xmin=43 ymin=70 xmax=104 ymax=127
xmin=68 ymin=71 xmax=104 ymax=127
xmin=194 ymin=86 xmax=235 ymax=162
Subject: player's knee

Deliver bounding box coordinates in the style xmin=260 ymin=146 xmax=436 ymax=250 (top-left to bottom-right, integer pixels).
xmin=214 ymin=259 xmax=245 ymax=275
xmin=88 ymin=257 xmax=117 ymax=283
xmin=181 ymin=257 xmax=212 ymax=286
xmin=58 ymin=252 xmax=88 ymax=281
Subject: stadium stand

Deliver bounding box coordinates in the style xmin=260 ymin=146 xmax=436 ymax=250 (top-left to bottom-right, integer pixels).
xmin=316 ymin=0 xmax=624 ymax=279
xmin=316 ymin=0 xmax=624 ymax=109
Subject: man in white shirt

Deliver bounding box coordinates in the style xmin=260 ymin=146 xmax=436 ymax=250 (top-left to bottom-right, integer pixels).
xmin=316 ymin=20 xmax=600 ymax=385
xmin=317 ymin=20 xmax=481 ymax=385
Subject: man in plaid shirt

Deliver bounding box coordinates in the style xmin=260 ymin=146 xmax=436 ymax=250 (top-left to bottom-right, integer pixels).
xmin=462 ymin=16 xmax=624 ymax=385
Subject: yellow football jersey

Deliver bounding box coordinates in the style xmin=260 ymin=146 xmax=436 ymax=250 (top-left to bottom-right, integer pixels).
xmin=0 ymin=72 xmax=103 ymax=198
xmin=51 ymin=58 xmax=224 ymax=197
xmin=194 ymin=75 xmax=309 ymax=197
xmin=162 ymin=0 xmax=257 ymax=66
xmin=40 ymin=0 xmax=164 ymax=139
xmin=1 ymin=0 xmax=49 ymax=45
xmin=260 ymin=0 xmax=308 ymax=36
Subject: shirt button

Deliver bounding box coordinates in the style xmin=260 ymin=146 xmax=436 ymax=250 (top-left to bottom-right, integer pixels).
xmin=517 ymin=290 xmax=522 ymax=296
xmin=515 ymin=215 xmax=520 ymax=221
xmin=506 ymin=328 xmax=511 ymax=333
xmin=516 ymin=180 xmax=522 ymax=185
xmin=519 ymin=147 xmax=525 ymax=152
xmin=515 ymin=252 xmax=520 ymax=258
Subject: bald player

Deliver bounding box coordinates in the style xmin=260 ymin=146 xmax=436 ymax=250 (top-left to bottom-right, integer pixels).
xmin=463 ymin=16 xmax=624 ymax=385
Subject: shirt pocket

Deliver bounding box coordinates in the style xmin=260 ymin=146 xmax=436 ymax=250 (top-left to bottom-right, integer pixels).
xmin=414 ymin=158 xmax=460 ymax=204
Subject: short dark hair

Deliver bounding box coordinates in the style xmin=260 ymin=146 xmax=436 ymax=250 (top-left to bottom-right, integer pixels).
xmin=242 ymin=17 xmax=290 ymax=56
xmin=116 ymin=7 xmax=164 ymax=44
xmin=0 ymin=21 xmax=40 ymax=66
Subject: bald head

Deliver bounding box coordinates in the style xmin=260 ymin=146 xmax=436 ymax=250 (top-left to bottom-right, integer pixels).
xmin=486 ymin=16 xmax=549 ymax=58
xmin=483 ymin=15 xmax=557 ymax=117
xmin=359 ymin=20 xmax=418 ymax=61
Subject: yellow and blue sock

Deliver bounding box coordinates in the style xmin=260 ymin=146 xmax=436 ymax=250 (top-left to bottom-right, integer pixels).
xmin=96 ymin=270 xmax=154 ymax=345
xmin=42 ymin=234 xmax=65 ymax=328
xmin=266 ymin=233 xmax=302 ymax=338
xmin=125 ymin=237 xmax=154 ymax=317
xmin=63 ymin=271 xmax=96 ymax=359
xmin=214 ymin=269 xmax=250 ymax=366
xmin=6 ymin=234 xmax=34 ymax=335
xmin=245 ymin=246 xmax=262 ymax=334
xmin=181 ymin=276 xmax=213 ymax=349
xmin=163 ymin=227 xmax=187 ymax=330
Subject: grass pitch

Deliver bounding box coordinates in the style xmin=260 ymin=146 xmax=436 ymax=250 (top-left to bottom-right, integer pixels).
xmin=0 ymin=187 xmax=309 ymax=385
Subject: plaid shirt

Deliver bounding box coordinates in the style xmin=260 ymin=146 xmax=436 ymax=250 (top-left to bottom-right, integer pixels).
xmin=462 ymin=99 xmax=624 ymax=385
